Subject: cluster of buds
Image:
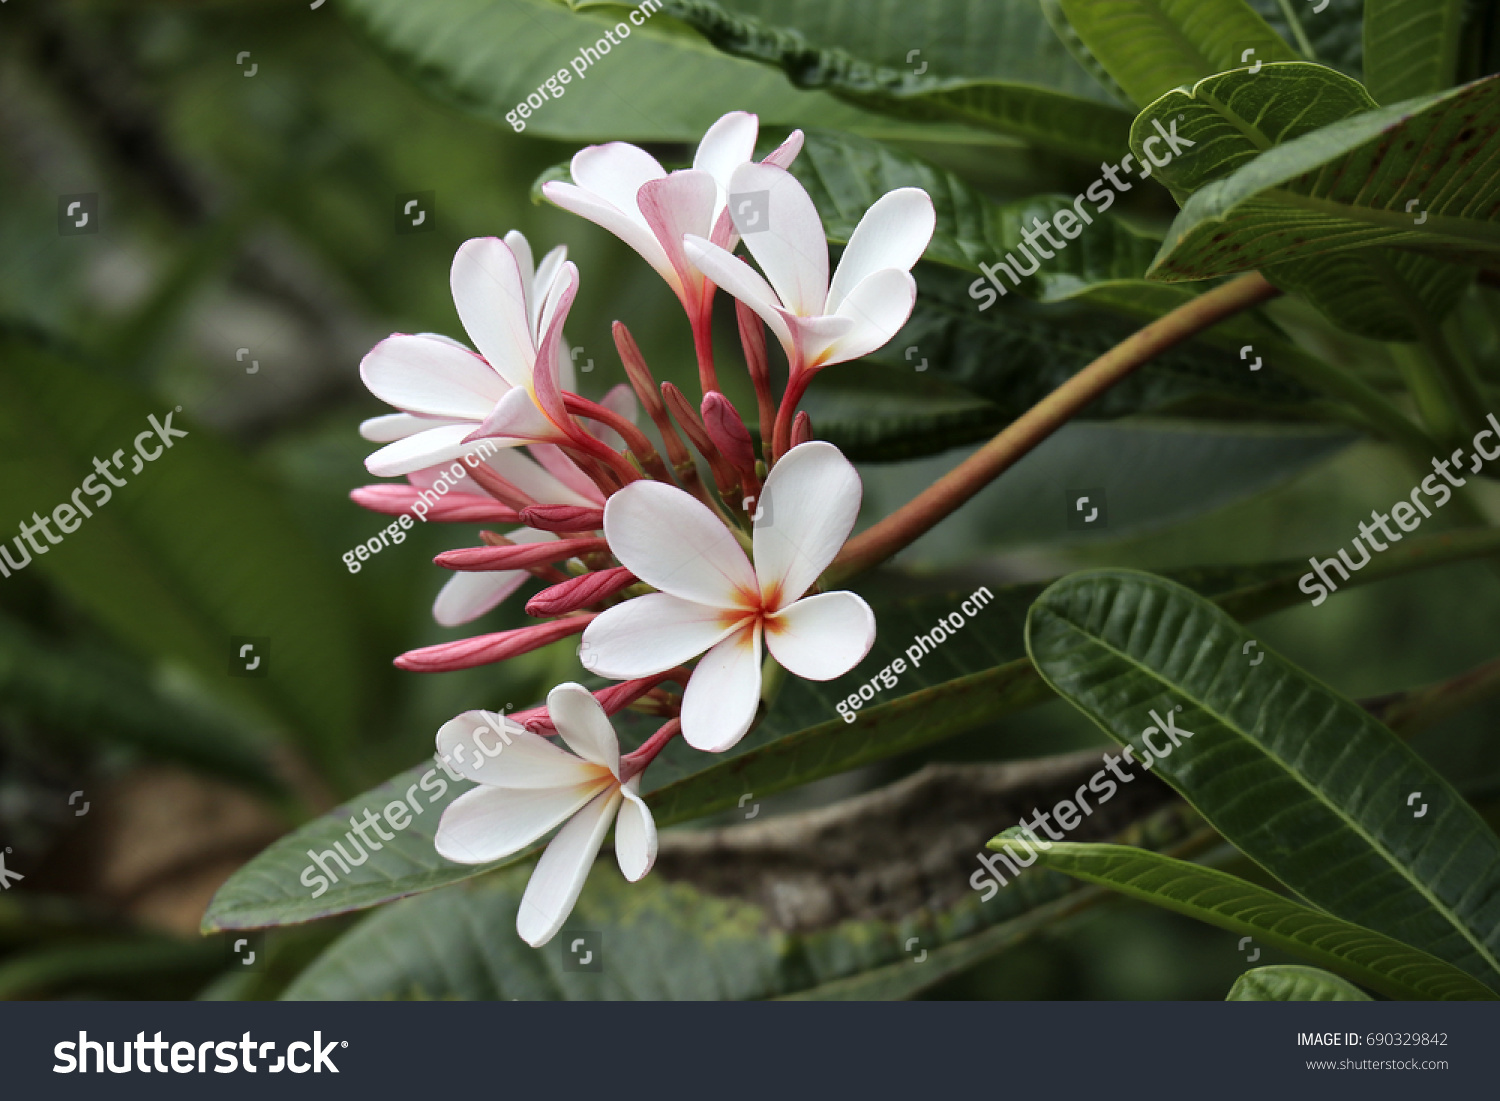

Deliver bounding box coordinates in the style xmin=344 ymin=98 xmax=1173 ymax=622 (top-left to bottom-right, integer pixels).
xmin=351 ymin=111 xmax=934 ymax=946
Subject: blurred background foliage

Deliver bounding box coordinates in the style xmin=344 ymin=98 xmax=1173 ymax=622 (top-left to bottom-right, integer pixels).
xmin=1 ymin=0 xmax=1498 ymax=1000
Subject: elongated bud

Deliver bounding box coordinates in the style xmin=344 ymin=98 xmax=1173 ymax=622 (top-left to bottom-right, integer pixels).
xmin=436 ymin=537 xmax=605 ymax=572
xmin=526 ymin=565 xmax=636 ymax=617
xmin=736 ymin=301 xmax=776 ymax=448
xmin=520 ymin=504 xmax=605 ymax=533
xmin=511 ymin=670 xmax=682 ymax=736
xmin=791 ymin=411 xmax=813 ymax=447
xmin=701 ymin=391 xmax=757 ymax=474
xmin=351 ymin=485 xmax=520 ymax=524
xmin=662 ymin=382 xmax=735 ymax=492
xmin=394 ymin=615 xmax=594 ymax=672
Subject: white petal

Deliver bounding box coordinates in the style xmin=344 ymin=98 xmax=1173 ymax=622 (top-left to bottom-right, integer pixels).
xmin=504 ymin=230 xmax=537 ymax=315
xmin=584 ymin=383 xmax=638 ymax=453
xmin=436 ymin=709 xmax=602 ymax=788
xmin=825 ymin=188 xmax=934 ymax=313
xmin=435 ymin=780 xmax=608 ymax=865
xmin=784 ymin=310 xmax=856 ymax=370
xmin=366 ymin=424 xmax=524 ymax=478
xmin=727 ymin=162 xmax=828 ymax=317
xmin=602 ymin=479 xmax=758 ymax=607
xmin=545 ymin=177 xmax=676 ymax=291
xmin=529 ymin=444 xmax=607 ymax=506
xmin=615 ymin=779 xmax=657 ymax=881
xmin=695 ymin=111 xmax=758 ymax=186
xmin=760 ymin=129 xmax=804 ymax=170
xmin=754 ymin=440 xmax=863 ymax=606
xmin=450 ymin=237 xmax=536 ymax=391
xmin=681 ymin=622 xmax=762 ymax=752
xmin=638 ymin=170 xmax=718 ymax=298
xmin=516 ymin=786 xmax=622 ymax=947
xmin=570 ymin=141 xmax=666 ymax=220
xmin=826 ymin=268 xmax=917 ymax=364
xmin=683 ymin=235 xmax=793 ymax=355
xmin=546 ymin=683 xmax=620 ymax=776
xmin=485 ymin=449 xmax=595 ymax=507
xmin=360 ymin=333 xmax=510 ymax=420
xmin=532 ymin=245 xmax=569 ymax=338
xmin=467 ymin=387 xmax=560 ymax=443
xmin=765 ymin=591 xmax=875 ymax=680
xmin=581 ymin=592 xmax=743 ymax=679
xmin=360 ymin=412 xmax=462 ymax=443
xmin=432 ymin=529 xmax=557 ymax=627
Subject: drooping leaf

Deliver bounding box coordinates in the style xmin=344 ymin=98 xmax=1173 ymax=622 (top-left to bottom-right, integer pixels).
xmin=0 ymin=328 xmax=367 ymax=783
xmin=1226 ymin=964 xmax=1373 ymax=1001
xmin=1025 ymin=569 xmax=1500 ymax=989
xmin=1052 ymin=0 xmax=1297 ymax=108
xmin=1364 ymin=0 xmax=1465 ymax=105
xmin=984 ymin=839 xmax=1492 ymax=1000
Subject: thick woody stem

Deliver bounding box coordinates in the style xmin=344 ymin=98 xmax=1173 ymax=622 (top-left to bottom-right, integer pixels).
xmin=829 ymin=272 xmax=1283 ymax=580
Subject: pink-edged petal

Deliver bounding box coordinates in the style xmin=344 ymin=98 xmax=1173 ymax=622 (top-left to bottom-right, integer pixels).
xmin=435 ymin=709 xmax=601 ymax=788
xmin=544 ymin=181 xmax=678 ymax=294
xmin=680 ymin=622 xmax=762 ymax=752
xmin=530 ymin=261 xmax=579 ymax=431
xmin=546 ymin=682 xmax=620 ymax=776
xmin=602 ymin=479 xmax=758 ymax=607
xmin=466 ymin=387 xmax=563 ymax=444
xmin=533 ymin=245 xmax=569 ymax=337
xmin=486 ymin=449 xmax=596 ymax=507
xmin=360 ymin=333 xmax=510 ymax=420
xmin=516 ymin=786 xmax=622 ymax=947
xmin=825 ymin=188 xmax=934 ymax=313
xmin=360 ymin=412 xmax=463 ymax=443
xmin=367 ymin=424 xmax=525 ymax=478
xmin=760 ymin=129 xmax=805 ymax=170
xmin=683 ymin=235 xmax=793 ymax=353
xmin=450 ymin=237 xmax=536 ymax=391
xmin=694 ymin=111 xmax=758 ymax=196
xmin=765 ymin=590 xmax=875 ymax=680
xmin=754 ymin=440 xmax=862 ymax=606
xmin=569 ymin=141 xmax=666 ymax=218
xmin=435 ymin=779 xmax=608 ymax=865
xmin=432 ymin=529 xmax=556 ymax=627
xmin=824 ymin=268 xmax=917 ymax=364
xmin=504 ymin=229 xmax=537 ymax=313
xmin=584 ymin=382 xmax=638 ymax=453
xmin=783 ymin=311 xmax=856 ymax=371
xmin=638 ymin=170 xmax=718 ymax=307
xmin=581 ymin=592 xmax=743 ymax=679
xmin=615 ymin=779 xmax=656 ymax=881
xmin=726 ymin=162 xmax=828 ymax=317
xmin=529 ymin=444 xmax=607 ymax=506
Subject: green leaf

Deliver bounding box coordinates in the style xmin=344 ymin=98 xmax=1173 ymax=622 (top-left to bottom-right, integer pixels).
xmin=985 ymin=839 xmax=1494 ymax=1000
xmin=0 ymin=612 xmax=280 ymax=794
xmin=1364 ymin=0 xmax=1465 ymax=105
xmin=629 ymin=0 xmax=1134 ymax=160
xmin=1025 ymin=569 xmax=1500 ymax=989
xmin=1146 ymin=74 xmax=1500 ymax=281
xmin=0 ymin=329 xmax=368 ymax=783
xmin=1053 ymin=0 xmax=1297 ymax=108
xmin=1226 ymin=964 xmax=1373 ymax=1000
xmin=1246 ymin=0 xmax=1364 ymax=76
xmin=282 ymin=772 xmax=1203 ymax=1000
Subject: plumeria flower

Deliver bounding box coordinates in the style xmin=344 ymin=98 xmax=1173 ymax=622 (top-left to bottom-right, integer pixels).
xmin=434 ymin=683 xmax=657 ymax=948
xmin=359 ymin=231 xmax=585 ymax=476
xmin=684 ymin=162 xmax=934 ymax=373
xmin=542 ymin=111 xmax=803 ymax=331
xmin=581 ymin=441 xmax=875 ymax=752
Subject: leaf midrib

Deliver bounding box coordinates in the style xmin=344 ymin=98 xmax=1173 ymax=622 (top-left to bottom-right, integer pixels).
xmin=1042 ymin=598 xmax=1500 ymax=986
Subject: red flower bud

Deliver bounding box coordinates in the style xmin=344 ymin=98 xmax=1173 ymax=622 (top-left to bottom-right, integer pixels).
xmin=394 ymin=615 xmax=594 ymax=673
xmin=519 ymin=503 xmax=606 ymax=533
xmin=434 ymin=537 xmax=607 ymax=572
xmin=525 ymin=565 xmax=636 ymax=616
xmin=701 ymin=391 xmax=757 ymax=474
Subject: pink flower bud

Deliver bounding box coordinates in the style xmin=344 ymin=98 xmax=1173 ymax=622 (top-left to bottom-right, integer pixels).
xmin=350 ymin=486 xmax=520 ymax=524
xmin=519 ymin=504 xmax=605 ymax=533
xmin=701 ymin=391 xmax=757 ymax=473
xmin=435 ymin=538 xmax=606 ymax=572
xmin=525 ymin=566 xmax=636 ymax=617
xmin=394 ymin=616 xmax=594 ymax=673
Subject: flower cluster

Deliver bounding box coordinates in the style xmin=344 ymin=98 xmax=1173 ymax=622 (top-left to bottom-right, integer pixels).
xmin=352 ymin=111 xmax=934 ymax=945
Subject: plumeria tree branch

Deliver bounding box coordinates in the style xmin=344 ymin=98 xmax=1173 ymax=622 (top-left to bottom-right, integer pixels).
xmin=828 ymin=272 xmax=1285 ymax=581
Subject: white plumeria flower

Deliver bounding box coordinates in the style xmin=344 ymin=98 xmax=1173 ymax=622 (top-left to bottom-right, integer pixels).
xmin=542 ymin=111 xmax=803 ymax=324
xmin=359 ymin=231 xmax=583 ymax=476
xmin=684 ymin=163 xmax=934 ymax=372
xmin=582 ymin=441 xmax=875 ymax=752
xmin=434 ymin=683 xmax=657 ymax=948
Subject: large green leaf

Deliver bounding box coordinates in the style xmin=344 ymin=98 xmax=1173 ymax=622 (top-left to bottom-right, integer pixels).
xmin=1053 ymin=0 xmax=1297 ymax=108
xmin=1130 ymin=64 xmax=1477 ymax=340
xmin=1364 ymin=0 xmax=1465 ymax=105
xmin=282 ymin=768 xmax=1201 ymax=1000
xmin=1145 ymin=74 xmax=1500 ymax=282
xmin=0 ymin=329 xmax=367 ymax=782
xmin=1025 ymin=569 xmax=1500 ymax=988
xmin=986 ymin=839 xmax=1495 ymax=1000
xmin=1246 ymin=0 xmax=1364 ymax=76
xmin=624 ymin=0 xmax=1133 ymax=160
xmin=1226 ymin=964 xmax=1372 ymax=1000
